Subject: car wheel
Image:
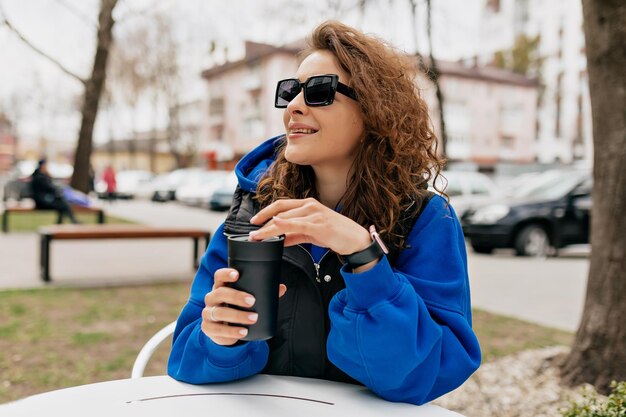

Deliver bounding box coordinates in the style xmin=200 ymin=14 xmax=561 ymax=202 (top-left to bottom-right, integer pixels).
xmin=515 ymin=224 xmax=550 ymax=257
xmin=471 ymin=243 xmax=494 ymax=254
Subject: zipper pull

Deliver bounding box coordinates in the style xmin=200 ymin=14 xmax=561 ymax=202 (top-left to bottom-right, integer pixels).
xmin=314 ymin=263 xmax=321 ymax=283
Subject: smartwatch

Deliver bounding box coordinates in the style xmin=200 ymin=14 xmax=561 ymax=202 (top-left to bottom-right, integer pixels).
xmin=344 ymin=225 xmax=389 ymax=269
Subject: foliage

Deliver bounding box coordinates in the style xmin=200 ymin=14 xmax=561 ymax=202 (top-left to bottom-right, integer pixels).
xmin=561 ymin=381 xmax=626 ymax=417
xmin=494 ymin=33 xmax=542 ymax=77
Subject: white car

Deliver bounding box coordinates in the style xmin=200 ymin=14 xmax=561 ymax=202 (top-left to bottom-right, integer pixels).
xmin=149 ymin=168 xmax=204 ymax=202
xmin=95 ymin=170 xmax=155 ymax=199
xmin=430 ymin=171 xmax=502 ymax=217
xmin=176 ymin=170 xmax=230 ymax=207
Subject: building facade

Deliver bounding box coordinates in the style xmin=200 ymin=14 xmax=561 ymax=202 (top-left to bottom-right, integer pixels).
xmin=480 ymin=0 xmax=592 ymax=163
xmin=0 ymin=114 xmax=16 ymax=174
xmin=201 ymin=40 xmax=538 ymax=166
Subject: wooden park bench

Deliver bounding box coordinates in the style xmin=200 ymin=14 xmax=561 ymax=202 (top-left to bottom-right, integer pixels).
xmin=38 ymin=224 xmax=211 ymax=282
xmin=2 ymin=204 xmax=106 ymax=233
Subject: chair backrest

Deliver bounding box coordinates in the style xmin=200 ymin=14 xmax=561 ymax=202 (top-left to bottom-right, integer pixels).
xmin=131 ymin=320 xmax=177 ymax=378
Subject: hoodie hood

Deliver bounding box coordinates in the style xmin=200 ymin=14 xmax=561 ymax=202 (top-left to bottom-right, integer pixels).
xmin=235 ymin=135 xmax=284 ymax=193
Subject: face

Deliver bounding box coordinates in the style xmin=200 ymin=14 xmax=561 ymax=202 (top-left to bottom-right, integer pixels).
xmin=282 ymin=50 xmax=365 ymax=173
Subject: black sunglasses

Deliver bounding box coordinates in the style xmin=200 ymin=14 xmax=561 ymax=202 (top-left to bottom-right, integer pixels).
xmin=274 ymin=74 xmax=357 ymax=108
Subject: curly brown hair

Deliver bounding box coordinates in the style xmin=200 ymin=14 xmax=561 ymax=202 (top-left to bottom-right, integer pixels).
xmin=257 ymin=20 xmax=445 ymax=251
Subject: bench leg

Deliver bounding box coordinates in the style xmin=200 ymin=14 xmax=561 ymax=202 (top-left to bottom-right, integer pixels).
xmin=1 ymin=211 xmax=7 ymax=233
xmin=98 ymin=211 xmax=105 ymax=224
xmin=193 ymin=238 xmax=199 ymax=269
xmin=40 ymin=235 xmax=52 ymax=282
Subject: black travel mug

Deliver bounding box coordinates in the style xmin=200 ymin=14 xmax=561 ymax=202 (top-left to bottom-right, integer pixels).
xmin=227 ymin=234 xmax=285 ymax=341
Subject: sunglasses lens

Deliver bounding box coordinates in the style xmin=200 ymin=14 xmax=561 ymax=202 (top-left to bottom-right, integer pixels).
xmin=305 ymin=76 xmax=334 ymax=105
xmin=276 ymin=79 xmax=300 ymax=107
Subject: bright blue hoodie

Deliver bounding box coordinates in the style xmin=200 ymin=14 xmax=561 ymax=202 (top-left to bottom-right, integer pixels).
xmin=168 ymin=136 xmax=481 ymax=405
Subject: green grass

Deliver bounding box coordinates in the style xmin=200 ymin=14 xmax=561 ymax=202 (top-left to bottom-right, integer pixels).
xmin=5 ymin=211 xmax=135 ymax=232
xmin=0 ymin=283 xmax=574 ymax=404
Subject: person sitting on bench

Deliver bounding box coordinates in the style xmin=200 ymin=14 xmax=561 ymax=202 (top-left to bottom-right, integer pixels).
xmin=31 ymin=158 xmax=79 ymax=224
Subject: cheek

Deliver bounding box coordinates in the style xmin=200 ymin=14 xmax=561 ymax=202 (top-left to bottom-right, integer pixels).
xmin=283 ymin=111 xmax=289 ymax=130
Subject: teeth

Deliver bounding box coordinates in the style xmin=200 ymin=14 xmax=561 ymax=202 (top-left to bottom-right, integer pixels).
xmin=291 ymin=128 xmax=316 ymax=134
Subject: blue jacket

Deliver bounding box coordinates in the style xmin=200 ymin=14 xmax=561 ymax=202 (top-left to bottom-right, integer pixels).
xmin=168 ymin=136 xmax=481 ymax=405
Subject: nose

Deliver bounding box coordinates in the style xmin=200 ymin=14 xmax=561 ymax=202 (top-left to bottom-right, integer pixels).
xmin=286 ymin=89 xmax=308 ymax=116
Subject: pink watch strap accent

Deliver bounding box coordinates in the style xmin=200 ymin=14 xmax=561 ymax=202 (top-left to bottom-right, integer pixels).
xmin=369 ymin=225 xmax=389 ymax=254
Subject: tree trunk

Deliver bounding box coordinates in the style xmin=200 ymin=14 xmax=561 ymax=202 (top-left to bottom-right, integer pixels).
xmin=426 ymin=0 xmax=447 ymax=159
xmin=70 ymin=0 xmax=118 ymax=193
xmin=560 ymin=0 xmax=626 ymax=394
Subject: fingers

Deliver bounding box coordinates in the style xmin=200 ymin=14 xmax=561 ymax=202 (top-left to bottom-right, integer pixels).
xmin=202 ymin=268 xmax=258 ymax=346
xmin=213 ymin=268 xmax=240 ymax=290
xmin=205 ymin=286 xmax=256 ymax=310
xmin=201 ymin=316 xmax=249 ymax=345
xmin=249 ymin=215 xmax=316 ymax=242
xmin=203 ymin=304 xmax=258 ymax=326
xmin=250 ymin=198 xmax=318 ymax=225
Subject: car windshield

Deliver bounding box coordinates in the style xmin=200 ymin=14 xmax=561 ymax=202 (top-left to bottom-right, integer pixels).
xmin=513 ymin=170 xmax=588 ymax=200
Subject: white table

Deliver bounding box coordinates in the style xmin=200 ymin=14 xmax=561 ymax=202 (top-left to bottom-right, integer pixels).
xmin=0 ymin=374 xmax=463 ymax=417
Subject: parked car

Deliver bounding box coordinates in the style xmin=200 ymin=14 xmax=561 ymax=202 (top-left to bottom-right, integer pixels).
xmin=95 ymin=170 xmax=155 ymax=199
xmin=177 ymin=170 xmax=230 ymax=207
xmin=3 ymin=160 xmax=73 ymax=201
xmin=461 ymin=169 xmax=591 ymax=257
xmin=149 ymin=168 xmax=204 ymax=202
xmin=209 ymin=171 xmax=239 ymax=211
xmin=430 ymin=171 xmax=502 ymax=217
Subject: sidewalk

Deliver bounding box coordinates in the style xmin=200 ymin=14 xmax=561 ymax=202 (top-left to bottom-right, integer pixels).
xmin=0 ymin=201 xmax=227 ymax=289
xmin=0 ymin=200 xmax=588 ymax=333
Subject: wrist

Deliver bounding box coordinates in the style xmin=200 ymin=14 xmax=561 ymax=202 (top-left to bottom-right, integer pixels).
xmin=342 ymin=225 xmax=389 ymax=270
xmin=344 ymin=228 xmax=373 ymax=255
xmin=352 ymin=258 xmax=379 ymax=273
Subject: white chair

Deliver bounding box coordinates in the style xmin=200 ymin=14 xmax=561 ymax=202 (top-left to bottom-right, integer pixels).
xmin=131 ymin=320 xmax=177 ymax=378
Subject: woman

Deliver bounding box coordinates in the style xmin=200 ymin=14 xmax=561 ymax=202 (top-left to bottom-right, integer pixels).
xmin=168 ymin=21 xmax=480 ymax=405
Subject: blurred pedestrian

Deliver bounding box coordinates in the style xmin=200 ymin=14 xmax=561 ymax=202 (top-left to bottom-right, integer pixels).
xmin=30 ymin=158 xmax=79 ymax=224
xmin=102 ymin=165 xmax=117 ymax=201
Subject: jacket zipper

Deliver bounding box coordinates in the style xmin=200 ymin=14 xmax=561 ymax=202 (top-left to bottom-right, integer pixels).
xmin=297 ymin=244 xmax=330 ymax=283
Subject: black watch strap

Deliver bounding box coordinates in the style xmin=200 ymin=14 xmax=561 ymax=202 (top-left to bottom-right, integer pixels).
xmin=344 ymin=225 xmax=389 ymax=269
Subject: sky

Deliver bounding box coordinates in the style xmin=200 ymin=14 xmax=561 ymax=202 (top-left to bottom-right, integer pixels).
xmin=0 ymin=0 xmax=482 ymax=146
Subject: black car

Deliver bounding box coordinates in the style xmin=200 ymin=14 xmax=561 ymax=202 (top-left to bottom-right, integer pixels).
xmin=461 ymin=169 xmax=591 ymax=256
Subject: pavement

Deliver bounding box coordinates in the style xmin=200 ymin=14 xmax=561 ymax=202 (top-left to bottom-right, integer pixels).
xmin=0 ymin=199 xmax=590 ymax=332
xmin=0 ymin=200 xmax=228 ymax=290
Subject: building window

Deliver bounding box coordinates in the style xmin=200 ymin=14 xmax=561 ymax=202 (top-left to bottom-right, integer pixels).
xmin=487 ymin=0 xmax=500 ymax=12
xmin=209 ymin=97 xmax=224 ymax=116
xmin=501 ymin=135 xmax=515 ymax=150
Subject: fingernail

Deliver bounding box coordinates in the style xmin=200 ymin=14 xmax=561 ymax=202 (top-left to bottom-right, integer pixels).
xmin=250 ymin=215 xmax=257 ymax=223
xmin=229 ymin=271 xmax=238 ymax=279
xmin=239 ymin=329 xmax=248 ymax=336
xmin=248 ymin=313 xmax=258 ymax=322
xmin=245 ymin=296 xmax=255 ymax=306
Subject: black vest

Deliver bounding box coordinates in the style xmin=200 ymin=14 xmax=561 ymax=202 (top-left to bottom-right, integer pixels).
xmin=224 ymin=187 xmax=433 ymax=384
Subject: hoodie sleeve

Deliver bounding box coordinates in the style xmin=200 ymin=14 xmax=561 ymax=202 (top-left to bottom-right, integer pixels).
xmin=167 ymin=223 xmax=270 ymax=383
xmin=327 ymin=195 xmax=481 ymax=405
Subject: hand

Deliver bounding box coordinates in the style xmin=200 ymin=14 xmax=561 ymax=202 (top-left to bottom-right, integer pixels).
xmin=249 ymin=198 xmax=371 ymax=256
xmin=202 ymin=268 xmax=287 ymax=346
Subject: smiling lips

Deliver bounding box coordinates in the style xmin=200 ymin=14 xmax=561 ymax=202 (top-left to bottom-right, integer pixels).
xmin=291 ymin=128 xmax=317 ymax=134
xmin=288 ymin=123 xmax=319 ymax=138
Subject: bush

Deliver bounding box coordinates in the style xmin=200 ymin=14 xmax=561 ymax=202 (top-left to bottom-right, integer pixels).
xmin=561 ymin=381 xmax=626 ymax=417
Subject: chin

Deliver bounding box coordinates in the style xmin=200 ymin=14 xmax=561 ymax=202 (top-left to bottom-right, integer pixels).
xmin=284 ymin=146 xmax=312 ymax=166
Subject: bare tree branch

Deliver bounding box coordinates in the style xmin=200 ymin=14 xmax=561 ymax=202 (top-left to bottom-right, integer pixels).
xmin=0 ymin=4 xmax=86 ymax=85
xmin=116 ymin=0 xmax=169 ymax=24
xmin=55 ymin=0 xmax=98 ymax=29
